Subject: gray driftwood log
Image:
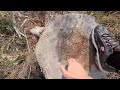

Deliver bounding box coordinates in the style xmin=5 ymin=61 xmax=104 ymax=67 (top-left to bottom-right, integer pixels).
xmin=30 ymin=13 xmax=99 ymax=79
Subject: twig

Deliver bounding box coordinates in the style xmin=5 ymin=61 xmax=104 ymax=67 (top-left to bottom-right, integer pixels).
xmin=20 ymin=18 xmax=28 ymax=28
xmin=12 ymin=12 xmax=22 ymax=38
xmin=28 ymin=66 xmax=31 ymax=79
xmin=12 ymin=12 xmax=26 ymax=38
xmin=30 ymin=19 xmax=38 ymax=26
xmin=13 ymin=25 xmax=22 ymax=38
xmin=110 ymin=11 xmax=120 ymax=16
xmin=23 ymin=30 xmax=30 ymax=52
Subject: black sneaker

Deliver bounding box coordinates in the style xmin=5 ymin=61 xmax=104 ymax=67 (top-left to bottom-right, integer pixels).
xmin=92 ymin=25 xmax=120 ymax=73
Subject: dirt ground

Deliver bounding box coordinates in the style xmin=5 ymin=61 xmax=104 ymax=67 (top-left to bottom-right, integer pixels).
xmin=0 ymin=11 xmax=120 ymax=79
xmin=0 ymin=11 xmax=46 ymax=79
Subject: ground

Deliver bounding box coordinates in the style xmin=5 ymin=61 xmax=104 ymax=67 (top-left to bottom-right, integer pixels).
xmin=0 ymin=11 xmax=120 ymax=79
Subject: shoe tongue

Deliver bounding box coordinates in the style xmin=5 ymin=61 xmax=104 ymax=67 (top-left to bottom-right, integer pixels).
xmin=113 ymin=45 xmax=120 ymax=52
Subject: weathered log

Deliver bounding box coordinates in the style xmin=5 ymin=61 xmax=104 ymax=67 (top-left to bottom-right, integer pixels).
xmin=31 ymin=13 xmax=100 ymax=79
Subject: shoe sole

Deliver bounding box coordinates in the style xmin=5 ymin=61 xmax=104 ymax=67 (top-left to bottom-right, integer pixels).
xmin=91 ymin=27 xmax=109 ymax=74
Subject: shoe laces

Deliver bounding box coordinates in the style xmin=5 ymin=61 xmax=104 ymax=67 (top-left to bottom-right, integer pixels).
xmin=102 ymin=34 xmax=115 ymax=48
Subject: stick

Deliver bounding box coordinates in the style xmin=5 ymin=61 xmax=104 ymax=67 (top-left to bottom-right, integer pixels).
xmin=20 ymin=18 xmax=28 ymax=28
xmin=12 ymin=12 xmax=26 ymax=38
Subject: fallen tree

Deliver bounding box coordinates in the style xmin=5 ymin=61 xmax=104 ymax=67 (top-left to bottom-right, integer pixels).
xmin=31 ymin=13 xmax=100 ymax=79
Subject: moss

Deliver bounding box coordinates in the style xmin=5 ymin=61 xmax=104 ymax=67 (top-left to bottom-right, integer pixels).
xmin=0 ymin=18 xmax=14 ymax=35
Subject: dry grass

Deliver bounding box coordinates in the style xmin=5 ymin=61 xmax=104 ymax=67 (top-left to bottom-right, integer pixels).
xmin=86 ymin=11 xmax=120 ymax=40
xmin=0 ymin=11 xmax=45 ymax=79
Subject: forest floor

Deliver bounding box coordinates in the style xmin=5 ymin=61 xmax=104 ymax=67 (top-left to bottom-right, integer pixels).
xmin=0 ymin=11 xmax=119 ymax=79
